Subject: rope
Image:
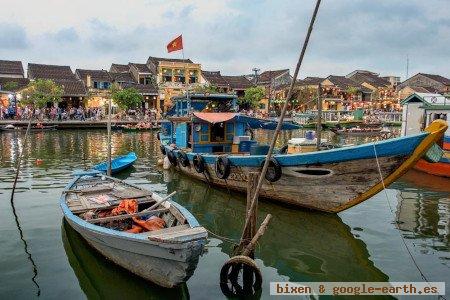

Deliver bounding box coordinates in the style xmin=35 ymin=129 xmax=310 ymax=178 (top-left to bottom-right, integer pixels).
xmin=372 ymin=144 xmax=446 ymax=300
xmin=206 ymin=228 xmax=242 ymax=245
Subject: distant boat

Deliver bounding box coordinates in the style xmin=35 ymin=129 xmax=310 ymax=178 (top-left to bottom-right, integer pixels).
xmin=0 ymin=124 xmax=58 ymax=132
xmin=93 ymin=152 xmax=137 ymax=174
xmin=330 ymin=127 xmax=389 ymax=137
xmin=60 ymin=172 xmax=207 ymax=288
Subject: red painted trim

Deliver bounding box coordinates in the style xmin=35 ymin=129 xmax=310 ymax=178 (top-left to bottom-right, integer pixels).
xmin=414 ymin=159 xmax=450 ymax=177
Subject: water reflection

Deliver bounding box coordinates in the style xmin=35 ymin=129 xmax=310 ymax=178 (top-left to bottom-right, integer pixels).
xmin=167 ymin=172 xmax=389 ymax=283
xmin=61 ymin=219 xmax=189 ymax=299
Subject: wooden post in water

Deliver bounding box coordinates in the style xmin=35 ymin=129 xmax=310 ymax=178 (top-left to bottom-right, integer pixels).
xmin=107 ymin=98 xmax=112 ymax=176
xmin=242 ymin=172 xmax=259 ymax=255
xmin=316 ymin=83 xmax=322 ymax=150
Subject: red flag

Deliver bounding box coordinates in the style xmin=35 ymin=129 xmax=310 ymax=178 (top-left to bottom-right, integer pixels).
xmin=167 ymin=35 xmax=183 ymax=53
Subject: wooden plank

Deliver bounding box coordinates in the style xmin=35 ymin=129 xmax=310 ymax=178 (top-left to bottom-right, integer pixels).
xmin=169 ymin=206 xmax=186 ymax=224
xmin=142 ymin=224 xmax=190 ymax=237
xmin=87 ymin=208 xmax=169 ymax=224
xmin=148 ymin=226 xmax=207 ymax=242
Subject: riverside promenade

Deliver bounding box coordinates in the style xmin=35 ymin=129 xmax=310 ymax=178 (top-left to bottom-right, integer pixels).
xmin=0 ymin=119 xmax=160 ymax=129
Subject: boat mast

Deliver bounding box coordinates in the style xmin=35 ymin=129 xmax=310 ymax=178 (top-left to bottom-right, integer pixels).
xmin=107 ymin=98 xmax=112 ymax=176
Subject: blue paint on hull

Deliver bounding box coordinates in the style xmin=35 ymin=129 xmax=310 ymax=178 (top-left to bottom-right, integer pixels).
xmin=94 ymin=152 xmax=137 ymax=174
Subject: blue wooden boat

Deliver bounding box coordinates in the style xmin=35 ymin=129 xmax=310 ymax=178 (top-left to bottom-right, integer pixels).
xmin=60 ymin=172 xmax=207 ymax=287
xmin=159 ymin=94 xmax=448 ymax=213
xmin=93 ymin=152 xmax=137 ymax=174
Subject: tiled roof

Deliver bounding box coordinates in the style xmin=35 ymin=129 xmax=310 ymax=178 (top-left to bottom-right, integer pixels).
xmin=420 ymin=73 xmax=450 ymax=85
xmin=258 ymin=69 xmax=289 ymax=82
xmin=326 ymin=75 xmax=359 ymax=89
xmin=348 ymin=72 xmax=390 ymax=88
xmin=407 ymin=86 xmax=441 ymax=93
xmin=110 ymin=63 xmax=130 ymax=73
xmin=202 ymin=71 xmax=229 ymax=87
xmin=297 ymin=76 xmax=325 ymax=86
xmin=0 ymin=60 xmax=24 ymax=76
xmin=129 ymin=63 xmax=152 ymax=74
xmin=28 ymin=63 xmax=76 ymax=80
xmin=75 ymin=69 xmax=112 ymax=84
xmin=121 ymin=82 xmax=158 ymax=95
xmin=147 ymin=56 xmax=194 ymax=74
xmin=54 ymin=79 xmax=87 ymax=96
xmin=222 ymin=75 xmax=253 ymax=90
xmin=0 ymin=77 xmax=30 ymax=91
xmin=109 ymin=72 xmax=136 ymax=84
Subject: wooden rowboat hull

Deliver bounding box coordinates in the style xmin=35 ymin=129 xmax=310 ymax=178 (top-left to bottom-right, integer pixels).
xmin=60 ymin=176 xmax=207 ymax=288
xmin=64 ymin=217 xmax=204 ymax=288
xmin=93 ymin=152 xmax=137 ymax=174
xmin=163 ymin=120 xmax=447 ymax=213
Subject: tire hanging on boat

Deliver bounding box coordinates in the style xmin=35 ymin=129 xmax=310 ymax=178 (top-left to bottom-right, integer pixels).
xmin=278 ymin=145 xmax=288 ymax=154
xmin=177 ymin=151 xmax=190 ymax=167
xmin=215 ymin=155 xmax=231 ymax=179
xmin=156 ymin=131 xmax=160 ymax=140
xmin=262 ymin=158 xmax=282 ymax=182
xmin=160 ymin=144 xmax=166 ymax=155
xmin=193 ymin=154 xmax=206 ymax=173
xmin=167 ymin=149 xmax=178 ymax=166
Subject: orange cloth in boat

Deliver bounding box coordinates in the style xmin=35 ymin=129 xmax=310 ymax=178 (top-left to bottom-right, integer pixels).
xmin=111 ymin=199 xmax=138 ymax=215
xmin=132 ymin=217 xmax=165 ymax=231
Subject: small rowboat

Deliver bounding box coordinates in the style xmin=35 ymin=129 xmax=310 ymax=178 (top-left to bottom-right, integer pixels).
xmin=0 ymin=124 xmax=58 ymax=132
xmin=60 ymin=172 xmax=207 ymax=288
xmin=93 ymin=152 xmax=137 ymax=174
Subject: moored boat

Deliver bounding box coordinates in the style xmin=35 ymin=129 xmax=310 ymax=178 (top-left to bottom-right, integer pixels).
xmin=159 ymin=93 xmax=447 ymax=213
xmin=401 ymin=93 xmax=450 ymax=177
xmin=330 ymin=126 xmax=389 ymax=137
xmin=60 ymin=172 xmax=207 ymax=288
xmin=0 ymin=124 xmax=58 ymax=132
xmin=93 ymin=152 xmax=137 ymax=174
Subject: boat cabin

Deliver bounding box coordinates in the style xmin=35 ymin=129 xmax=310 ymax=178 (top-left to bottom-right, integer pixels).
xmin=401 ymin=93 xmax=449 ymax=137
xmin=166 ymin=93 xmax=238 ymax=117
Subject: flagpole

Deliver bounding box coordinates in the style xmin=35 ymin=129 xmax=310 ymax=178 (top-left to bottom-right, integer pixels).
xmin=181 ymin=40 xmax=190 ymax=114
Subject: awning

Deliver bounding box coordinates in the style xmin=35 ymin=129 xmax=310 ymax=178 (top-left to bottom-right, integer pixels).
xmin=193 ymin=112 xmax=237 ymax=123
xmin=193 ymin=112 xmax=300 ymax=130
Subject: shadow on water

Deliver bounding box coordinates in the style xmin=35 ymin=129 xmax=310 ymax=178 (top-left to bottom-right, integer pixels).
xmin=167 ymin=171 xmax=390 ymax=283
xmin=9 ymin=196 xmax=41 ymax=297
xmin=61 ymin=219 xmax=189 ymax=299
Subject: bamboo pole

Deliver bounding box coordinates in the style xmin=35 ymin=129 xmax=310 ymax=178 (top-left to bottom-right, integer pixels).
xmin=240 ymin=0 xmax=322 ymax=241
xmin=241 ymin=214 xmax=272 ymax=257
xmin=316 ymin=83 xmax=322 ymax=149
xmin=107 ymin=98 xmax=112 ymax=176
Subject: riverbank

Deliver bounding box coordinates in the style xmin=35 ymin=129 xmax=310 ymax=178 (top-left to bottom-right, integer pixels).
xmin=0 ymin=120 xmax=160 ymax=129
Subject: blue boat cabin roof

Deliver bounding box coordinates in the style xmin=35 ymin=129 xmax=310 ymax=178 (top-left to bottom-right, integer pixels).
xmin=167 ymin=93 xmax=238 ymax=116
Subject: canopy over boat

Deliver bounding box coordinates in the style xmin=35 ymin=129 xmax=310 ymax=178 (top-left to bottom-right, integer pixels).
xmin=193 ymin=112 xmax=300 ymax=130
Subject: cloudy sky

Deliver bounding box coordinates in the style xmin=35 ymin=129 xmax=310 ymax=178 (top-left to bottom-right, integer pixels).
xmin=0 ymin=0 xmax=448 ymax=80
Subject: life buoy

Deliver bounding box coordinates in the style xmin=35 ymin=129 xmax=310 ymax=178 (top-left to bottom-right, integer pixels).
xmin=279 ymin=145 xmax=288 ymax=154
xmin=193 ymin=154 xmax=205 ymax=173
xmin=215 ymin=155 xmax=231 ymax=179
xmin=167 ymin=149 xmax=178 ymax=166
xmin=177 ymin=151 xmax=190 ymax=167
xmin=262 ymin=158 xmax=282 ymax=182
xmin=160 ymin=144 xmax=166 ymax=155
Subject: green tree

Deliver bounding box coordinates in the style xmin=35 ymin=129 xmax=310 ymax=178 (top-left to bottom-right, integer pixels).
xmin=111 ymin=87 xmax=143 ymax=110
xmin=1 ymin=81 xmax=18 ymax=91
xmin=21 ymin=79 xmax=63 ymax=108
xmin=240 ymin=86 xmax=266 ymax=109
xmin=193 ymin=84 xmax=219 ymax=94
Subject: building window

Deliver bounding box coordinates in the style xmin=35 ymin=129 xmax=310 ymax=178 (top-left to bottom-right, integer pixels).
xmin=93 ymin=81 xmax=99 ymax=89
xmin=189 ymin=70 xmax=198 ymax=84
xmin=174 ymin=69 xmax=185 ymax=83
xmin=162 ymin=68 xmax=173 ymax=82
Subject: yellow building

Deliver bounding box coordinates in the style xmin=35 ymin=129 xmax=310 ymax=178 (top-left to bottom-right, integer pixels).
xmin=146 ymin=56 xmax=203 ymax=112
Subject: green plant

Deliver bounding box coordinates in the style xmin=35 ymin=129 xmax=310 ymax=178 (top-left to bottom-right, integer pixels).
xmin=240 ymin=86 xmax=266 ymax=109
xmin=21 ymin=79 xmax=63 ymax=108
xmin=193 ymin=85 xmax=220 ymax=94
xmin=111 ymin=87 xmax=143 ymax=109
xmin=1 ymin=81 xmax=18 ymax=91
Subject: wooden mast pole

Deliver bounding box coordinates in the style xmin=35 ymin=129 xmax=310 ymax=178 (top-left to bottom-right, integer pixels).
xmin=240 ymin=0 xmax=322 ymax=241
xmin=107 ymin=98 xmax=112 ymax=176
xmin=316 ymin=82 xmax=322 ymax=149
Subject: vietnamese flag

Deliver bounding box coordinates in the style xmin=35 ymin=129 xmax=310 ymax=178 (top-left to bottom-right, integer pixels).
xmin=167 ymin=35 xmax=183 ymax=53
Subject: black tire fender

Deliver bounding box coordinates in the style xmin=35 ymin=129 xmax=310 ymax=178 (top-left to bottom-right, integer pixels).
xmin=215 ymin=155 xmax=231 ymax=179
xmin=167 ymin=149 xmax=178 ymax=166
xmin=177 ymin=151 xmax=190 ymax=167
xmin=193 ymin=154 xmax=205 ymax=173
xmin=262 ymin=158 xmax=282 ymax=182
xmin=160 ymin=144 xmax=166 ymax=155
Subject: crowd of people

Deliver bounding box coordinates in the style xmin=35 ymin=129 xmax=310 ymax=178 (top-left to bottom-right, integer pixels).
xmin=0 ymin=105 xmax=158 ymax=121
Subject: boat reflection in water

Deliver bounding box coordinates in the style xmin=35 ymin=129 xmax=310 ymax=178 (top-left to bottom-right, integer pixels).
xmin=397 ymin=170 xmax=449 ymax=249
xmin=167 ymin=171 xmax=390 ymax=283
xmin=61 ymin=220 xmax=190 ymax=299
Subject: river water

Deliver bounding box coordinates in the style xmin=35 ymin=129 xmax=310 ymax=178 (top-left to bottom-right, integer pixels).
xmin=0 ymin=130 xmax=448 ymax=299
